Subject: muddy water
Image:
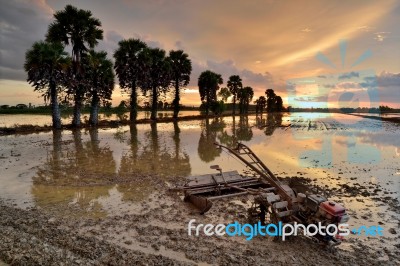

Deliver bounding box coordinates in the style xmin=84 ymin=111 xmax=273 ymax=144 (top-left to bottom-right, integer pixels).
xmin=0 ymin=110 xmax=200 ymax=127
xmin=0 ymin=113 xmax=399 ymax=252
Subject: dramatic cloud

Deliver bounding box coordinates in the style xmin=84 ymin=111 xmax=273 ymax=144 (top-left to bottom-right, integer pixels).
xmin=189 ymin=59 xmax=274 ymax=94
xmin=0 ymin=0 xmax=53 ymax=80
xmin=338 ymin=72 xmax=360 ymax=80
xmin=1 ymin=0 xmax=399 ymax=107
xmin=293 ymin=96 xmax=328 ymax=102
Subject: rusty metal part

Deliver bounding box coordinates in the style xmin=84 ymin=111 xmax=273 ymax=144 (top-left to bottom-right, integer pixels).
xmin=184 ymin=194 xmax=213 ymax=214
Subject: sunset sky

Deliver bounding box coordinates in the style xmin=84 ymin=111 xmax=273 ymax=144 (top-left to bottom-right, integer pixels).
xmin=1 ymin=0 xmax=399 ymax=108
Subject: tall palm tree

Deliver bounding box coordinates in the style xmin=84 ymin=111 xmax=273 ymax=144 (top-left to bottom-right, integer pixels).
xmin=237 ymin=86 xmax=254 ymax=114
xmin=24 ymin=41 xmax=70 ymax=129
xmin=217 ymin=87 xmax=232 ymax=102
xmin=198 ymin=70 xmax=223 ymax=116
xmin=46 ymin=4 xmax=103 ymax=127
xmin=265 ymin=88 xmax=276 ymax=112
xmin=168 ymin=50 xmax=192 ymax=119
xmin=114 ymin=39 xmax=148 ymax=122
xmin=275 ymin=96 xmax=284 ymax=111
xmin=227 ymin=75 xmax=243 ymax=115
xmin=255 ymin=96 xmax=267 ymax=115
xmin=145 ymin=48 xmax=171 ymax=120
xmin=82 ymin=50 xmax=115 ymax=125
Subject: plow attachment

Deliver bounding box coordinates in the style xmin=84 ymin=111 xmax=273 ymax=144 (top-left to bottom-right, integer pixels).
xmin=173 ymin=169 xmax=274 ymax=214
xmin=184 ymin=194 xmax=213 ymax=214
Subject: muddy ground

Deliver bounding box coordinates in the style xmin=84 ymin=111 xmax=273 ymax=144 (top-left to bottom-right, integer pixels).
xmin=1 ymin=177 xmax=399 ymax=266
xmin=1 ymin=114 xmax=399 ymax=265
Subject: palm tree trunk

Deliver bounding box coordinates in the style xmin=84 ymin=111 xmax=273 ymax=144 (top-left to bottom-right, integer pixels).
xmin=150 ymin=86 xmax=158 ymax=120
xmin=232 ymin=96 xmax=236 ymax=116
xmin=173 ymin=81 xmax=180 ymax=119
xmin=206 ymin=91 xmax=210 ymax=116
xmin=130 ymin=83 xmax=137 ymax=122
xmin=232 ymin=115 xmax=236 ymax=141
xmin=89 ymin=92 xmax=99 ymax=126
xmin=50 ymin=81 xmax=61 ymax=129
xmin=72 ymin=93 xmax=82 ymax=127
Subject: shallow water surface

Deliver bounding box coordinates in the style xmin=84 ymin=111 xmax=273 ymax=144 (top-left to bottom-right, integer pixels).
xmin=0 ymin=110 xmax=200 ymax=127
xmin=0 ymin=113 xmax=399 ymax=235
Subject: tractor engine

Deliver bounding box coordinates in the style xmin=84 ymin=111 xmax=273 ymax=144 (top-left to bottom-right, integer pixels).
xmin=296 ymin=193 xmax=350 ymax=243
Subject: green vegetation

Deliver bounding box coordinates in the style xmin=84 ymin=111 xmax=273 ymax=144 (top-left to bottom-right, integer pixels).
xmin=237 ymin=86 xmax=254 ymax=114
xmin=255 ymin=96 xmax=267 ymax=115
xmin=169 ymin=50 xmax=192 ymax=119
xmin=46 ymin=4 xmax=104 ymax=127
xmin=217 ymin=87 xmax=232 ymax=102
xmin=227 ymin=75 xmax=243 ymax=115
xmin=266 ymin=88 xmax=283 ymax=112
xmin=198 ymin=70 xmax=223 ymax=116
xmin=24 ymin=41 xmax=70 ymax=129
xmin=23 ymin=4 xmax=194 ymax=127
xmin=83 ymin=50 xmax=115 ymax=125
xmin=113 ymin=39 xmax=148 ymax=122
xmin=145 ymin=48 xmax=172 ymax=120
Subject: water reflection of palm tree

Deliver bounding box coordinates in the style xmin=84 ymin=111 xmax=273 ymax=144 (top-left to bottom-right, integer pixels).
xmin=198 ymin=118 xmax=226 ymax=162
xmin=256 ymin=116 xmax=266 ymax=130
xmin=118 ymin=123 xmax=153 ymax=201
xmin=71 ymin=128 xmax=116 ymax=180
xmin=117 ymin=122 xmax=191 ymax=201
xmin=31 ymin=129 xmax=116 ymax=217
xmin=217 ymin=115 xmax=253 ymax=147
xmin=236 ymin=115 xmax=253 ymax=141
xmin=172 ymin=121 xmax=191 ymax=174
xmin=264 ymin=113 xmax=283 ymax=136
xmin=218 ymin=116 xmax=237 ymax=148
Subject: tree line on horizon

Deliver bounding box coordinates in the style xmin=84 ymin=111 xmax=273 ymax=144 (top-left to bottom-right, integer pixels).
xmin=24 ymin=5 xmax=284 ymax=129
xmin=198 ymin=72 xmax=284 ymax=116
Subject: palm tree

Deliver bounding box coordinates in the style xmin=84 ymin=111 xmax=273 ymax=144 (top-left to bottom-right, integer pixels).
xmin=145 ymin=48 xmax=171 ymax=120
xmin=168 ymin=50 xmax=192 ymax=119
xmin=82 ymin=50 xmax=115 ymax=125
xmin=198 ymin=70 xmax=223 ymax=116
xmin=237 ymin=86 xmax=254 ymax=114
xmin=255 ymin=96 xmax=267 ymax=115
xmin=114 ymin=39 xmax=148 ymax=122
xmin=24 ymin=41 xmax=70 ymax=129
xmin=276 ymin=96 xmax=284 ymax=111
xmin=46 ymin=5 xmax=103 ymax=127
xmin=227 ymin=75 xmax=243 ymax=115
xmin=265 ymin=88 xmax=276 ymax=112
xmin=217 ymin=87 xmax=232 ymax=102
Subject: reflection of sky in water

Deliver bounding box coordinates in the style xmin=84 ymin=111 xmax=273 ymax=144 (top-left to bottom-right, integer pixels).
xmin=0 ymin=113 xmax=399 ymax=216
xmin=0 ymin=111 xmax=200 ymax=127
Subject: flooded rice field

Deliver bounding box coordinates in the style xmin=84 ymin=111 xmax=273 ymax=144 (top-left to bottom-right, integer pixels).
xmin=0 ymin=112 xmax=399 ymax=265
xmin=0 ymin=110 xmax=200 ymax=128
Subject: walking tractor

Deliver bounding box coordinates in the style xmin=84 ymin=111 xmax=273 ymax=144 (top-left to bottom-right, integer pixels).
xmin=171 ymin=142 xmax=350 ymax=247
